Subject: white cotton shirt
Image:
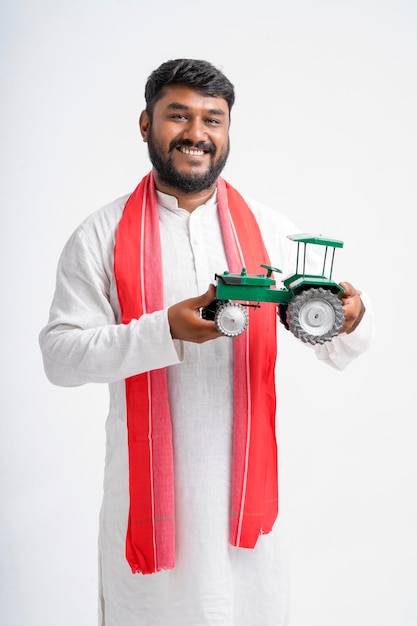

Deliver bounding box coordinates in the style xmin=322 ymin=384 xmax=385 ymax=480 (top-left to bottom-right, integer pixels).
xmin=39 ymin=188 xmax=375 ymax=626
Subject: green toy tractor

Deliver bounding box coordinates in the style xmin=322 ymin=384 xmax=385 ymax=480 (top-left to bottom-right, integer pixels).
xmin=201 ymin=234 xmax=345 ymax=345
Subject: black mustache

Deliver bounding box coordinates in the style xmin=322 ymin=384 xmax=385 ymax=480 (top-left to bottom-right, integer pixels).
xmin=169 ymin=139 xmax=216 ymax=155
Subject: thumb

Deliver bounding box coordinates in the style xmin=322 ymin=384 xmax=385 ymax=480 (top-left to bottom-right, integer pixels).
xmin=194 ymin=284 xmax=216 ymax=309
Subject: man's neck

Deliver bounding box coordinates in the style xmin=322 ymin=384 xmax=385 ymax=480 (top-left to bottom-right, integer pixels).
xmin=153 ymin=171 xmax=217 ymax=213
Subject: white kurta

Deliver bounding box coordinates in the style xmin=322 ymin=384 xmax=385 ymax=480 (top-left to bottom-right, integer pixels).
xmin=39 ymin=188 xmax=375 ymax=626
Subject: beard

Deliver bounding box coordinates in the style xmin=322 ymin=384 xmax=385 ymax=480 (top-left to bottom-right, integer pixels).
xmin=147 ymin=129 xmax=230 ymax=194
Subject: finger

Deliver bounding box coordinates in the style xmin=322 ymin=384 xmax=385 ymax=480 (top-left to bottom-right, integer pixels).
xmin=338 ymin=281 xmax=357 ymax=299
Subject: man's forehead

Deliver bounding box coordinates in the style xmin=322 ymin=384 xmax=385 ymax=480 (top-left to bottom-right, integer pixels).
xmin=156 ymin=84 xmax=229 ymax=113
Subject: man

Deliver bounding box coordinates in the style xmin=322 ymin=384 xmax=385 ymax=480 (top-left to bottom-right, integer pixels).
xmin=39 ymin=59 xmax=374 ymax=626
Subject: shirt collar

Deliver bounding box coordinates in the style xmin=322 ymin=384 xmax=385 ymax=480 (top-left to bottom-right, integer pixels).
xmin=156 ymin=189 xmax=218 ymax=215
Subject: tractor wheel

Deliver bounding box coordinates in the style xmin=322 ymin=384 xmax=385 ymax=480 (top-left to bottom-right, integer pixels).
xmin=200 ymin=299 xmax=227 ymax=321
xmin=214 ymin=302 xmax=249 ymax=337
xmin=278 ymin=304 xmax=289 ymax=330
xmin=287 ymin=288 xmax=344 ymax=344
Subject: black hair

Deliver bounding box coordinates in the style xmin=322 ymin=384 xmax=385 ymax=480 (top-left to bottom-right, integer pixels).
xmin=144 ymin=58 xmax=235 ymax=116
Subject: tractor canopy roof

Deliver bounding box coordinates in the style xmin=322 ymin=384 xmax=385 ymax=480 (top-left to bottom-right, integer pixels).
xmin=287 ymin=234 xmax=344 ymax=248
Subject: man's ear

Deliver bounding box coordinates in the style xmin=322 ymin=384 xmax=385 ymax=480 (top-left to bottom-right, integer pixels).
xmin=139 ymin=110 xmax=150 ymax=142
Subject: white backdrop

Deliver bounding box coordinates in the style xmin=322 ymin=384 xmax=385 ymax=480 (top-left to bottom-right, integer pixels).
xmin=1 ymin=1 xmax=416 ymax=625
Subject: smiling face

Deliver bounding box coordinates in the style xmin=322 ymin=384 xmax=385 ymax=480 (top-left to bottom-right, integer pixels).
xmin=140 ymin=84 xmax=230 ymax=196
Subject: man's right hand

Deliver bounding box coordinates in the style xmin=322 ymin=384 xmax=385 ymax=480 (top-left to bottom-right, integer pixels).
xmin=168 ymin=284 xmax=222 ymax=344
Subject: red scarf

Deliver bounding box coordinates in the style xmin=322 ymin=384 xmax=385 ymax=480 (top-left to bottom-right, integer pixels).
xmin=114 ymin=172 xmax=278 ymax=574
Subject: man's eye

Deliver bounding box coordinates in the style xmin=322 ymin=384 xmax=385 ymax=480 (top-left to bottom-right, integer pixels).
xmin=170 ymin=114 xmax=187 ymax=120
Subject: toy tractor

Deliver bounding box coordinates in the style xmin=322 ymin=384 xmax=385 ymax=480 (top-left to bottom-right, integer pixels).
xmin=201 ymin=234 xmax=345 ymax=345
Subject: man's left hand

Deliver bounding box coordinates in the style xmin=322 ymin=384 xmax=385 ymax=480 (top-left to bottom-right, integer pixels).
xmin=338 ymin=282 xmax=365 ymax=334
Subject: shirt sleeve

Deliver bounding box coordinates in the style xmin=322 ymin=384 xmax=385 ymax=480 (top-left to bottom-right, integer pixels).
xmin=39 ymin=226 xmax=183 ymax=387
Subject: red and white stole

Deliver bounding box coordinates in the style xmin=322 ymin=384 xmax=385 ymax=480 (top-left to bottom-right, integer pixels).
xmin=114 ymin=172 xmax=278 ymax=574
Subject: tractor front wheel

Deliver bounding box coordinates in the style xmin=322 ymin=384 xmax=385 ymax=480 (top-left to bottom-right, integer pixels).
xmin=287 ymin=288 xmax=344 ymax=344
xmin=214 ymin=302 xmax=249 ymax=337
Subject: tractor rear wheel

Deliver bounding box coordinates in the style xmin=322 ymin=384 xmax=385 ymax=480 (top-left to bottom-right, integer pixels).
xmin=287 ymin=288 xmax=344 ymax=344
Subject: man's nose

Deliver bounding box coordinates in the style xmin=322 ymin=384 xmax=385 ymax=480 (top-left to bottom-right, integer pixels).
xmin=182 ymin=117 xmax=206 ymax=142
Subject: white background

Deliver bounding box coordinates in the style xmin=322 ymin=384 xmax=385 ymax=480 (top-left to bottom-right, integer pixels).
xmin=1 ymin=1 xmax=416 ymax=625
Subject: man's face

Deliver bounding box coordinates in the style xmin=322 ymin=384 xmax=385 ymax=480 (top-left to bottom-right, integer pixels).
xmin=140 ymin=84 xmax=230 ymax=194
